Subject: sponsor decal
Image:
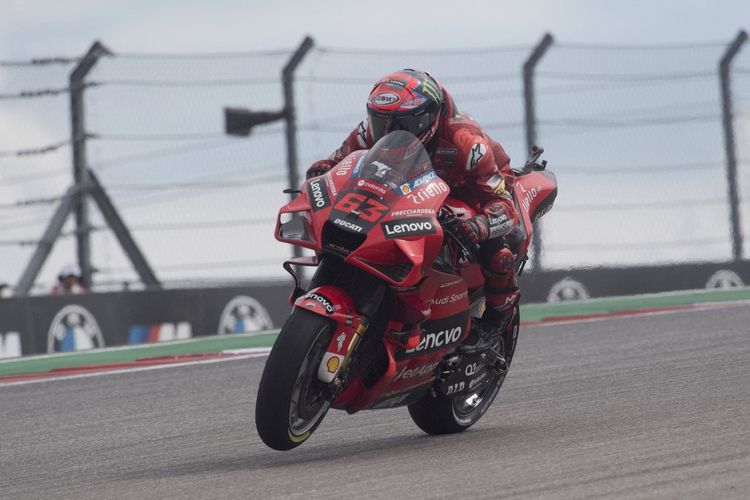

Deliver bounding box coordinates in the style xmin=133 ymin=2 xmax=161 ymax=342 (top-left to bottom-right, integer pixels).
xmin=357 ymin=179 xmax=387 ymax=195
xmin=382 ymin=217 xmax=436 ymax=239
xmin=0 ymin=332 xmax=21 ymax=358
xmin=487 ymin=172 xmax=506 ymax=195
xmin=372 ymin=92 xmax=400 ymax=106
xmin=129 ymin=322 xmax=193 ymax=344
xmin=467 ymin=142 xmax=487 ymax=170
xmin=332 ymin=217 xmax=364 ymax=233
xmin=405 ymin=325 xmax=463 ymax=354
xmin=488 ymin=213 xmax=513 ymax=239
xmin=326 ymin=356 xmax=340 ymax=373
xmin=427 ymin=290 xmax=468 ymax=306
xmin=370 ymin=393 xmax=410 ymax=409
xmin=439 ymin=278 xmax=463 ymax=289
xmin=318 ymin=352 xmax=344 ymax=381
xmin=218 ymin=295 xmax=273 ymax=334
xmin=407 ymin=180 xmax=449 ymax=204
xmin=390 ymin=208 xmax=435 ymax=217
xmin=356 ymin=120 xmax=368 ymax=148
xmin=47 ymin=305 xmax=104 ymax=353
xmin=303 ymin=292 xmax=335 ymax=314
xmin=518 ymin=183 xmax=543 ymax=214
xmin=435 ymin=147 xmax=457 ymax=156
xmin=308 ymin=178 xmax=331 ymax=212
xmin=393 ymin=361 xmax=440 ymax=382
xmin=336 ymin=332 xmax=347 ymax=351
xmin=335 ymin=152 xmax=360 ymax=176
xmin=705 ymin=270 xmax=744 ymax=289
xmin=446 ymin=381 xmax=465 ymax=395
xmin=400 ymin=94 xmax=427 ymax=109
xmin=385 ymin=78 xmax=407 ymax=88
xmin=469 ymin=371 xmax=488 ymax=390
xmin=398 ymin=171 xmax=437 ymax=195
xmin=464 ymin=362 xmax=482 ymax=377
xmin=324 ymin=173 xmax=338 ymax=197
xmin=420 ymin=79 xmax=442 ymax=103
xmin=547 ymin=278 xmax=590 ymax=302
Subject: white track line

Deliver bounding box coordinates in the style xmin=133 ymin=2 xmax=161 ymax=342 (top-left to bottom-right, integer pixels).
xmin=0 ymin=352 xmax=270 ymax=388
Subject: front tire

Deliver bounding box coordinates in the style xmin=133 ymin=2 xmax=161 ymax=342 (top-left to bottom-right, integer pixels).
xmin=255 ymin=309 xmax=334 ymax=450
xmin=408 ymin=305 xmax=520 ymax=435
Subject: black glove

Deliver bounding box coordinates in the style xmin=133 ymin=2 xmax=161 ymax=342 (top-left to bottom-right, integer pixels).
xmin=451 ymin=215 xmax=490 ymax=249
xmin=305 ymin=160 xmax=335 ymax=179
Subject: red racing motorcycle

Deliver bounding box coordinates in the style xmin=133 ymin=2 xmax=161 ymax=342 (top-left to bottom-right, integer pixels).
xmin=256 ymin=131 xmax=556 ymax=450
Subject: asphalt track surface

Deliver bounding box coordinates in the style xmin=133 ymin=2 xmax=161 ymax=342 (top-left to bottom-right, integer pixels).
xmin=2 ymin=304 xmax=749 ymax=499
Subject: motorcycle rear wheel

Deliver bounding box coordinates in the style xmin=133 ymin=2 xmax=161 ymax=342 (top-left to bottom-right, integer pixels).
xmin=408 ymin=306 xmax=520 ymax=435
xmin=255 ymin=309 xmax=334 ymax=450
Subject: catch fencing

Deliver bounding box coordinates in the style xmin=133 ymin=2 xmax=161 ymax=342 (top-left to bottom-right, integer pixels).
xmin=0 ymin=32 xmax=748 ymax=295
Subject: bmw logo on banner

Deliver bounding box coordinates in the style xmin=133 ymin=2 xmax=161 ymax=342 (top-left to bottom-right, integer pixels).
xmin=47 ymin=305 xmax=104 ymax=353
xmin=217 ymin=295 xmax=273 ymax=335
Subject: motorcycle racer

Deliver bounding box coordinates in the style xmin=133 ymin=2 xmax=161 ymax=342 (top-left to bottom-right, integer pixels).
xmin=306 ymin=69 xmax=520 ymax=358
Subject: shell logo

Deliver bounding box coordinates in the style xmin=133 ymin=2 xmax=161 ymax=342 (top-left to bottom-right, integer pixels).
xmin=326 ymin=356 xmax=340 ymax=373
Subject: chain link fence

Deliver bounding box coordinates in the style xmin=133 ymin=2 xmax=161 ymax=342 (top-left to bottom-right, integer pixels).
xmin=0 ymin=35 xmax=747 ymax=293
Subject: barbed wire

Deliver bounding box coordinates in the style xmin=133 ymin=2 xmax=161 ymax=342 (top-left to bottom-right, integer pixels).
xmin=114 ymin=49 xmax=293 ymax=59
xmin=104 ymin=174 xmax=285 ymax=192
xmin=313 ymin=45 xmax=532 ymax=56
xmin=537 ymin=70 xmax=716 ymax=82
xmin=548 ymin=237 xmax=727 ymax=252
xmin=554 ymin=41 xmax=727 ymax=50
xmin=0 ymin=140 xmax=71 ymax=158
xmin=559 ymin=160 xmax=721 ymax=175
xmin=0 ymin=57 xmax=79 ymax=67
xmin=556 ymin=197 xmax=726 ymax=212
xmin=90 ymin=77 xmax=279 ymax=88
xmin=0 ymin=87 xmax=70 ymax=99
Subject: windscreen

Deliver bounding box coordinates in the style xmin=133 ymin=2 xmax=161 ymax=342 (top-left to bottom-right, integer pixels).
xmin=326 ymin=131 xmax=436 ymax=235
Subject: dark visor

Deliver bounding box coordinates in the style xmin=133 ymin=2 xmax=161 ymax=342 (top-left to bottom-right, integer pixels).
xmin=368 ymin=110 xmax=436 ymax=143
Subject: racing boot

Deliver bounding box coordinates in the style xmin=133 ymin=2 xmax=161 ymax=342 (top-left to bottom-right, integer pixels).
xmin=459 ymin=308 xmax=512 ymax=362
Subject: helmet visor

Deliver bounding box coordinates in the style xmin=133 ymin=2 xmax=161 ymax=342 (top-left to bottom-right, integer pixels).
xmin=368 ymin=110 xmax=437 ymax=144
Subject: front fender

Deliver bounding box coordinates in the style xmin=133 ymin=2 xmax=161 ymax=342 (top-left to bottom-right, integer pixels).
xmin=294 ymin=286 xmax=364 ymax=383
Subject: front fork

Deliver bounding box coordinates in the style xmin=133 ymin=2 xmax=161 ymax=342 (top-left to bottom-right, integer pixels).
xmin=285 ymin=255 xmax=387 ymax=396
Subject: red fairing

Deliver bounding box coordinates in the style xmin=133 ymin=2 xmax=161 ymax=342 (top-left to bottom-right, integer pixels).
xmin=514 ymin=170 xmax=558 ymax=256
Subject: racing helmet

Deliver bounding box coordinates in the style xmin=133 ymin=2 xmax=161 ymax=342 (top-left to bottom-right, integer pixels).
xmin=366 ymin=69 xmax=445 ymax=149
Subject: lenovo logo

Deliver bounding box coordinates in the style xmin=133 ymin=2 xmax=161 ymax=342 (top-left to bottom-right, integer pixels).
xmin=382 ymin=217 xmax=436 ymax=239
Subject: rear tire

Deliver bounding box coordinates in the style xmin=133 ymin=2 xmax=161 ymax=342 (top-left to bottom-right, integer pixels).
xmin=255 ymin=309 xmax=334 ymax=450
xmin=408 ymin=305 xmax=520 ymax=435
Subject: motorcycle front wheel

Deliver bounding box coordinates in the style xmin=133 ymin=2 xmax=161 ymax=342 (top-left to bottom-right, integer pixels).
xmin=255 ymin=308 xmax=334 ymax=450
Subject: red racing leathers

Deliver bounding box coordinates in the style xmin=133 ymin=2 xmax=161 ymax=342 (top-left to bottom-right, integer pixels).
xmin=307 ymin=91 xmax=520 ymax=317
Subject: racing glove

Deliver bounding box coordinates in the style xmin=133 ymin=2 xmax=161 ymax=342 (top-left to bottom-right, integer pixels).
xmin=453 ymin=215 xmax=491 ymax=249
xmin=305 ymin=159 xmax=335 ymax=179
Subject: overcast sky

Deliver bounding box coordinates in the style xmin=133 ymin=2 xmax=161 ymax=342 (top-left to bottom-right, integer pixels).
xmin=2 ymin=0 xmax=748 ymax=58
xmin=1 ymin=1 xmax=748 ymax=292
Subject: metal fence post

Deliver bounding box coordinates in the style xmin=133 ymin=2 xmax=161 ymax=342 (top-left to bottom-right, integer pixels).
xmin=282 ymin=36 xmax=314 ymax=259
xmin=523 ymin=33 xmax=554 ymax=271
xmin=70 ymin=41 xmax=111 ymax=286
xmin=719 ymin=30 xmax=748 ymax=262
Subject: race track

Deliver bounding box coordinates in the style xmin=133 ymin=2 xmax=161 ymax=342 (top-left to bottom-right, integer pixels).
xmin=2 ymin=304 xmax=749 ymax=499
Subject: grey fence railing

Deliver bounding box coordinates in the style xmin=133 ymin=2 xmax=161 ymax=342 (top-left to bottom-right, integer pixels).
xmin=0 ymin=31 xmax=747 ymax=295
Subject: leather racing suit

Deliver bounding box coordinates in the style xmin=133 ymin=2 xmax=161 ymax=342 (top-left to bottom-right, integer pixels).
xmin=307 ymin=89 xmax=520 ymax=319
